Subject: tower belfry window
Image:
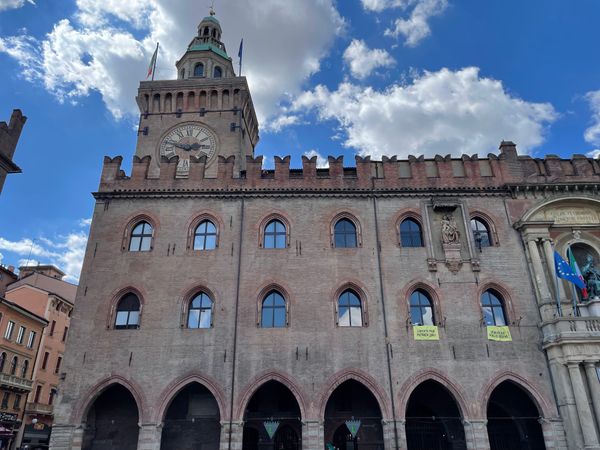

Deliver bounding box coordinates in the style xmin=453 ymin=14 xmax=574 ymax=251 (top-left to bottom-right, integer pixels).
xmin=194 ymin=63 xmax=204 ymax=77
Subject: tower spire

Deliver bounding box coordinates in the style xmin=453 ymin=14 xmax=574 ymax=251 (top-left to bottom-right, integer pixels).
xmin=209 ymin=1 xmax=216 ymax=16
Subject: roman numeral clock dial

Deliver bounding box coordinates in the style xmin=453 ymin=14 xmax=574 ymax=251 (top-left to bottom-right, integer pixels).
xmin=159 ymin=123 xmax=217 ymax=176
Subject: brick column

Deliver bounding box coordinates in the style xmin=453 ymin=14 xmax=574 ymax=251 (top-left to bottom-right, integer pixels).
xmin=302 ymin=420 xmax=323 ymax=450
xmin=137 ymin=423 xmax=162 ymax=450
xmin=220 ymin=421 xmax=244 ymax=450
xmin=567 ymin=363 xmax=600 ymax=448
xmin=463 ymin=420 xmax=490 ymax=450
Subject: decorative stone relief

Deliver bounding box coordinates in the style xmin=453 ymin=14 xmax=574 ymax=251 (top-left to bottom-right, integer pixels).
xmin=531 ymin=207 xmax=600 ymax=224
xmin=440 ymin=214 xmax=462 ymax=273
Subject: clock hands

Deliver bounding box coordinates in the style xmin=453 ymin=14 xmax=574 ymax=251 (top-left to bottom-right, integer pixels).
xmin=165 ymin=140 xmax=210 ymax=152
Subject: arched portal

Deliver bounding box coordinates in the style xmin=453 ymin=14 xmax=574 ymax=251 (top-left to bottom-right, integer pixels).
xmin=242 ymin=380 xmax=302 ymax=450
xmin=405 ymin=380 xmax=466 ymax=450
xmin=81 ymin=384 xmax=139 ymax=450
xmin=324 ymin=380 xmax=384 ymax=450
xmin=160 ymin=382 xmax=221 ymax=450
xmin=487 ymin=381 xmax=545 ymax=450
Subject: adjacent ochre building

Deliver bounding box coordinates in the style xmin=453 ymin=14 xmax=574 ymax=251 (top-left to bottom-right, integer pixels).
xmin=50 ymin=11 xmax=600 ymax=450
xmin=0 ymin=298 xmax=47 ymax=449
xmin=5 ymin=265 xmax=77 ymax=448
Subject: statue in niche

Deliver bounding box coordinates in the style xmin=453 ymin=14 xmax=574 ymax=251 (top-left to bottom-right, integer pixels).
xmin=441 ymin=214 xmax=460 ymax=245
xmin=582 ymin=254 xmax=600 ymax=298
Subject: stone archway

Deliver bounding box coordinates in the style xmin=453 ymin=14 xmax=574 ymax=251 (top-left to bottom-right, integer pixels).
xmin=160 ymin=382 xmax=221 ymax=450
xmin=323 ymin=379 xmax=384 ymax=450
xmin=242 ymin=380 xmax=302 ymax=450
xmin=405 ymin=380 xmax=466 ymax=450
xmin=487 ymin=381 xmax=545 ymax=450
xmin=81 ymin=384 xmax=139 ymax=450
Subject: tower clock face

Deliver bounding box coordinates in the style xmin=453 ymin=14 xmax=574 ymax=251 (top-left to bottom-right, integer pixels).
xmin=159 ymin=123 xmax=217 ymax=162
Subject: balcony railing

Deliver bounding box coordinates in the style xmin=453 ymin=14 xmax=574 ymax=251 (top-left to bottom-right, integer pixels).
xmin=0 ymin=373 xmax=33 ymax=391
xmin=25 ymin=402 xmax=53 ymax=415
xmin=542 ymin=317 xmax=600 ymax=346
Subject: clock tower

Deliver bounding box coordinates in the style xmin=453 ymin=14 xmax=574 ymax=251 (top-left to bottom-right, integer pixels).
xmin=135 ymin=10 xmax=259 ymax=178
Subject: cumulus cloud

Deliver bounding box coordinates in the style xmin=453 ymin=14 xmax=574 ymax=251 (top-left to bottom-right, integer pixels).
xmin=0 ymin=0 xmax=34 ymax=11
xmin=587 ymin=149 xmax=600 ymax=159
xmin=361 ymin=0 xmax=448 ymax=47
xmin=343 ymin=39 xmax=395 ymax=80
xmin=303 ymin=149 xmax=329 ymax=168
xmin=584 ymin=90 xmax=600 ymax=147
xmin=263 ymin=115 xmax=301 ymax=133
xmin=292 ymin=67 xmax=558 ymax=159
xmin=0 ymin=220 xmax=90 ymax=281
xmin=0 ymin=0 xmax=344 ymax=124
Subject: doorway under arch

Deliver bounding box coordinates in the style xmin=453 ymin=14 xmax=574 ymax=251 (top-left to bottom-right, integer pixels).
xmin=160 ymin=382 xmax=221 ymax=450
xmin=324 ymin=380 xmax=384 ymax=450
xmin=487 ymin=381 xmax=546 ymax=450
xmin=242 ymin=380 xmax=302 ymax=450
xmin=81 ymin=384 xmax=139 ymax=450
xmin=405 ymin=380 xmax=466 ymax=450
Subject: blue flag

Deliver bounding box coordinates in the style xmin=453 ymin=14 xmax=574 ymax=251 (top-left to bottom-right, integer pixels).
xmin=238 ymin=38 xmax=243 ymax=58
xmin=554 ymin=251 xmax=586 ymax=289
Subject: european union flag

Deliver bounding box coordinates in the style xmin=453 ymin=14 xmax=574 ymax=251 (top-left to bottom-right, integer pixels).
xmin=554 ymin=251 xmax=586 ymax=289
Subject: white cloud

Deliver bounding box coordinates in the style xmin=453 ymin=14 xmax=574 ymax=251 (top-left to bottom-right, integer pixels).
xmin=0 ymin=0 xmax=34 ymax=12
xmin=0 ymin=1 xmax=344 ymax=124
xmin=361 ymin=0 xmax=409 ymax=13
xmin=292 ymin=67 xmax=558 ymax=159
xmin=343 ymin=39 xmax=395 ymax=80
xmin=385 ymin=0 xmax=448 ymax=47
xmin=0 ymin=219 xmax=90 ymax=282
xmin=587 ymin=149 xmax=600 ymax=159
xmin=303 ymin=149 xmax=329 ymax=168
xmin=584 ymin=90 xmax=600 ymax=147
xmin=263 ymin=115 xmax=301 ymax=133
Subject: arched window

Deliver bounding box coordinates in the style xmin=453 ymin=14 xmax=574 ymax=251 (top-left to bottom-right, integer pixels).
xmin=263 ymin=220 xmax=287 ymax=249
xmin=334 ymin=219 xmax=357 ymax=248
xmin=115 ymin=293 xmax=141 ymax=329
xmin=213 ymin=66 xmax=222 ymax=78
xmin=10 ymin=356 xmax=18 ymax=376
xmin=187 ymin=292 xmax=213 ymax=329
xmin=338 ymin=289 xmax=363 ymax=327
xmin=129 ymin=221 xmax=153 ymax=252
xmin=261 ymin=291 xmax=286 ymax=328
xmin=481 ymin=289 xmax=507 ymax=326
xmin=0 ymin=353 xmax=5 ymax=372
xmin=194 ymin=220 xmax=217 ymax=250
xmin=410 ymin=290 xmax=434 ymax=326
xmin=194 ymin=63 xmax=204 ymax=77
xmin=400 ymin=218 xmax=423 ymax=247
xmin=471 ymin=218 xmax=491 ymax=248
xmin=21 ymin=360 xmax=28 ymax=378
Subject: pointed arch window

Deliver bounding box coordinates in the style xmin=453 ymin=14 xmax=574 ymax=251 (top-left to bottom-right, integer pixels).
xmin=338 ymin=289 xmax=363 ymax=327
xmin=410 ymin=290 xmax=434 ymax=326
xmin=194 ymin=220 xmax=217 ymax=250
xmin=481 ymin=289 xmax=507 ymax=326
xmin=334 ymin=219 xmax=357 ymax=248
xmin=21 ymin=360 xmax=28 ymax=378
xmin=471 ymin=218 xmax=491 ymax=248
xmin=194 ymin=63 xmax=205 ymax=77
xmin=261 ymin=291 xmax=287 ymax=328
xmin=263 ymin=220 xmax=287 ymax=249
xmin=115 ymin=293 xmax=141 ymax=329
xmin=400 ymin=218 xmax=423 ymax=247
xmin=214 ymin=66 xmax=222 ymax=78
xmin=129 ymin=221 xmax=153 ymax=252
xmin=10 ymin=356 xmax=18 ymax=376
xmin=188 ymin=292 xmax=214 ymax=329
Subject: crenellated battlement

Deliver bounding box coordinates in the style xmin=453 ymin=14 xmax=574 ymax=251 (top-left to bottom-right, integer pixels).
xmin=97 ymin=141 xmax=600 ymax=195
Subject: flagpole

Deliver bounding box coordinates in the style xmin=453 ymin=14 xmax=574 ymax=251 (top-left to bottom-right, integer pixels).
xmin=152 ymin=42 xmax=159 ymax=81
xmin=554 ymin=267 xmax=563 ymax=317
xmin=567 ymin=247 xmax=580 ymax=316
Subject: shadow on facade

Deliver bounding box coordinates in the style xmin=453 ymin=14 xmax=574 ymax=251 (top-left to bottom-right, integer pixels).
xmin=487 ymin=381 xmax=545 ymax=450
xmin=160 ymin=382 xmax=221 ymax=450
xmin=324 ymin=380 xmax=384 ymax=450
xmin=405 ymin=380 xmax=466 ymax=450
xmin=81 ymin=384 xmax=139 ymax=450
xmin=242 ymin=380 xmax=301 ymax=450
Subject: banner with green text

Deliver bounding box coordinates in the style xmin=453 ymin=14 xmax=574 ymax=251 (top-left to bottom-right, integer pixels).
xmin=413 ymin=325 xmax=439 ymax=340
xmin=486 ymin=326 xmax=512 ymax=341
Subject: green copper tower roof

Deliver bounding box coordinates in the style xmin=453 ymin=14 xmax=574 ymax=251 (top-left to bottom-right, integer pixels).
xmin=187 ymin=42 xmax=231 ymax=61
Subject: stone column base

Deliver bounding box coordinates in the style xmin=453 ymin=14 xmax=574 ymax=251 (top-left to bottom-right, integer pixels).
xmin=463 ymin=420 xmax=490 ymax=450
xmin=302 ymin=420 xmax=323 ymax=450
xmin=138 ymin=423 xmax=163 ymax=450
xmin=49 ymin=424 xmax=83 ymax=450
xmin=220 ymin=421 xmax=244 ymax=450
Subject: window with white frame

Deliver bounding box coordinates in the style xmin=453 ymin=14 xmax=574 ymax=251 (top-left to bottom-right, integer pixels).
xmin=4 ymin=321 xmax=14 ymax=340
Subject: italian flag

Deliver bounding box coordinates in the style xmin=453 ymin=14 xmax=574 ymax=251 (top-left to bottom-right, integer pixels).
xmin=568 ymin=248 xmax=588 ymax=299
xmin=147 ymin=43 xmax=159 ymax=79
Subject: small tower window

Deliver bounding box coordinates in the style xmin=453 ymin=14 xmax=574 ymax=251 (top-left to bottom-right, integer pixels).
xmin=194 ymin=63 xmax=204 ymax=77
xmin=115 ymin=293 xmax=141 ymax=329
xmin=213 ymin=66 xmax=222 ymax=78
xmin=204 ymin=27 xmax=210 ymax=36
xmin=129 ymin=221 xmax=153 ymax=252
xmin=212 ymin=29 xmax=217 ymax=38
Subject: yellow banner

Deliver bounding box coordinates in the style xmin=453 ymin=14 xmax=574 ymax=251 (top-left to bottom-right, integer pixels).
xmin=487 ymin=326 xmax=512 ymax=342
xmin=413 ymin=325 xmax=439 ymax=341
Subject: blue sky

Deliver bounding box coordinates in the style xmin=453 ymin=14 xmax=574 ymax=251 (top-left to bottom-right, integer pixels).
xmin=0 ymin=0 xmax=599 ymax=280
